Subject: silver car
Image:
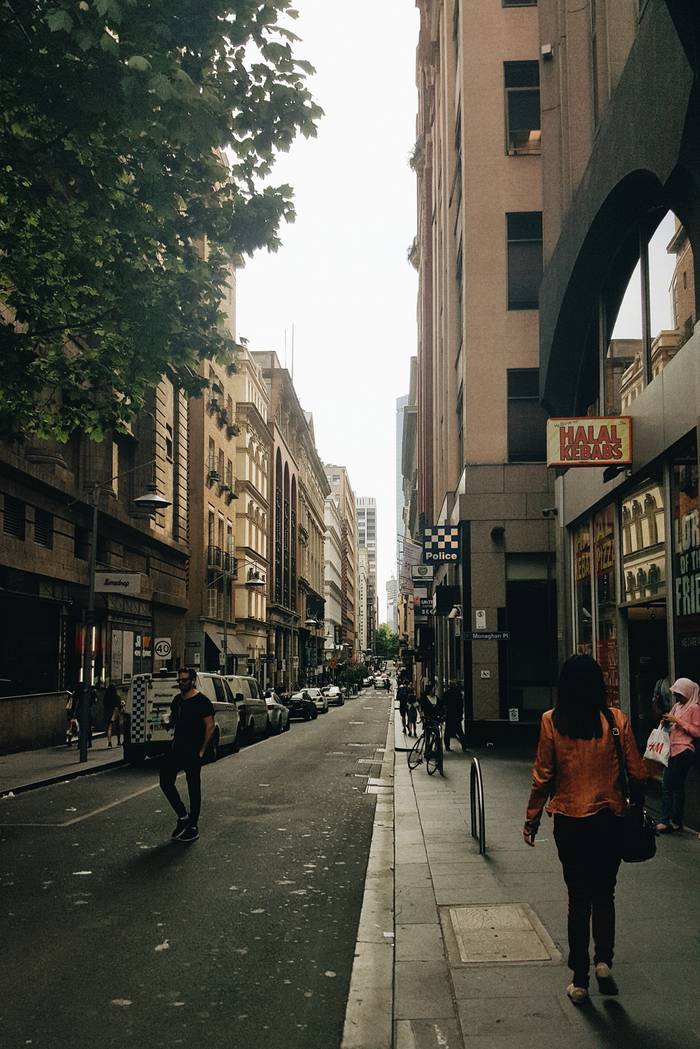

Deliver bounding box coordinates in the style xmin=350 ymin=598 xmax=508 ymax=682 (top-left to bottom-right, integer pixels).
xmin=303 ymin=686 xmax=329 ymax=713
xmin=263 ymin=689 xmax=290 ymax=734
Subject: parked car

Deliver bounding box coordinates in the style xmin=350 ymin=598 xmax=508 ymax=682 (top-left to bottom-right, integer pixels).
xmin=326 ymin=685 xmax=345 ymax=707
xmin=224 ymin=674 xmax=269 ymax=739
xmin=303 ymin=686 xmax=329 ymax=713
xmin=263 ymin=689 xmax=290 ymax=734
xmin=124 ymin=670 xmax=240 ymax=765
xmin=362 ymin=676 xmax=373 ymax=688
xmin=374 ymin=675 xmax=385 ymax=688
xmin=286 ymin=690 xmax=319 ymax=721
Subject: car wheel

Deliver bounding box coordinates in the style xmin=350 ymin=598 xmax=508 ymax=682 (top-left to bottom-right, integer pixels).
xmin=276 ymin=715 xmax=283 ymax=735
xmin=304 ymin=710 xmax=311 ymax=721
xmin=284 ymin=717 xmax=291 ymax=732
xmin=232 ymin=727 xmax=241 ymax=753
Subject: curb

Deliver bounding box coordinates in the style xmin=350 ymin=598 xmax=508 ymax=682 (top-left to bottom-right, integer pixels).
xmin=341 ymin=706 xmax=395 ymax=1049
xmin=2 ymin=758 xmax=126 ymax=798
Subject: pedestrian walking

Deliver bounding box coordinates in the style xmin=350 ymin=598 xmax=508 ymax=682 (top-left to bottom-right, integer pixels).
xmin=523 ymin=654 xmax=646 ymax=1004
xmin=65 ymin=691 xmax=79 ymax=747
xmin=406 ymin=687 xmax=419 ymax=737
xmin=159 ymin=667 xmax=215 ymax=844
xmin=655 ymin=676 xmax=700 ymax=833
xmin=103 ymin=682 xmax=122 ymax=748
xmin=443 ymin=680 xmax=467 ymax=752
xmin=397 ymin=682 xmax=409 ymax=733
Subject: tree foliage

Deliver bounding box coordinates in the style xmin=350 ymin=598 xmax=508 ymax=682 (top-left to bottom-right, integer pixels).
xmin=375 ymin=624 xmax=399 ymax=660
xmin=0 ymin=0 xmax=321 ymax=442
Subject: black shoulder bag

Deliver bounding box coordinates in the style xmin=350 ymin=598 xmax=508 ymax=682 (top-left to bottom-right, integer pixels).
xmin=602 ymin=707 xmax=656 ymax=863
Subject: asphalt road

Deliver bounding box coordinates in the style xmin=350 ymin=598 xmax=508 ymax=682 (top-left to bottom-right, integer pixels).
xmin=0 ymin=689 xmax=392 ymax=1049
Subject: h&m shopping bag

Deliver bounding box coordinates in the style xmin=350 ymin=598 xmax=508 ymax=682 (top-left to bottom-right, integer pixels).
xmin=644 ymin=723 xmax=670 ymax=767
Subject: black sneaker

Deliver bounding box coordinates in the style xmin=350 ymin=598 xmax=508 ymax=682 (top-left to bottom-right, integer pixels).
xmin=177 ymin=824 xmax=199 ymax=843
xmin=171 ymin=816 xmax=189 ymax=839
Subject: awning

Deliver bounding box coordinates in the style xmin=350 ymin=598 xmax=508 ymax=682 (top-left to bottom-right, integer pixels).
xmin=203 ymin=624 xmax=247 ymax=656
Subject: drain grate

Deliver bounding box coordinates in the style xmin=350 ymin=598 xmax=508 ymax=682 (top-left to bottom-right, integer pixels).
xmin=447 ymin=904 xmax=556 ymax=963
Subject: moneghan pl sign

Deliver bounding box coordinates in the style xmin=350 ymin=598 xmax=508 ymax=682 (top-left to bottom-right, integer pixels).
xmin=547 ymin=417 xmax=633 ymax=468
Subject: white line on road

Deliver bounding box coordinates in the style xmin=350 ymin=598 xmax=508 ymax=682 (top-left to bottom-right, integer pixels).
xmin=0 ymin=783 xmax=160 ymax=827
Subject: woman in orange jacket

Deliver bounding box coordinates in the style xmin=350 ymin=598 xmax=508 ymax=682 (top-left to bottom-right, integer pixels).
xmin=524 ymin=654 xmax=646 ymax=1004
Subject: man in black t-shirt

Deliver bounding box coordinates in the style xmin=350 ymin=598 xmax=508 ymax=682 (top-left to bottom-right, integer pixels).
xmin=159 ymin=667 xmax=215 ymax=843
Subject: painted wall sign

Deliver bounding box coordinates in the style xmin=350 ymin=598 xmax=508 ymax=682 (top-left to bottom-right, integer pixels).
xmin=95 ymin=572 xmax=144 ymax=595
xmin=423 ymin=525 xmax=460 ymax=563
xmin=547 ymin=417 xmax=632 ymax=467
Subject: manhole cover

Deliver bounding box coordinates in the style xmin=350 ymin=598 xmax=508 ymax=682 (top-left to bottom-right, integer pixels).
xmin=447 ymin=904 xmax=555 ymax=962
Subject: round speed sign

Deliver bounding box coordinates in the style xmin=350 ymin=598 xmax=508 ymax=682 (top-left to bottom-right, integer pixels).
xmin=154 ymin=638 xmax=172 ymax=659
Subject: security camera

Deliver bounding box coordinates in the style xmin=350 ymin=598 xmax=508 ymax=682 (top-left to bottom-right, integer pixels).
xmin=541 ymin=507 xmax=558 ymax=519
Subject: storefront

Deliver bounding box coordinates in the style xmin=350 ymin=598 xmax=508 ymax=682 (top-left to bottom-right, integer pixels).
xmin=563 ymin=431 xmax=700 ymax=818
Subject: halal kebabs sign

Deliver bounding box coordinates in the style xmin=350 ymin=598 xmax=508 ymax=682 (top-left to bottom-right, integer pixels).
xmin=547 ymin=417 xmax=632 ymax=467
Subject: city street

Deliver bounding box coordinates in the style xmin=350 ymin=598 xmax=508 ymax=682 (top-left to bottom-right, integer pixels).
xmin=0 ymin=691 xmax=392 ymax=1049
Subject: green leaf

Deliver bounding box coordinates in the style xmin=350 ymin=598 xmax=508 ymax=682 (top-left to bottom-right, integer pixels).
xmin=46 ymin=9 xmax=74 ymax=33
xmin=126 ymin=55 xmax=151 ymax=72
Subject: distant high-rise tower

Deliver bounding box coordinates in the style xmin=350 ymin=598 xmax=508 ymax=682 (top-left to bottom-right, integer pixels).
xmin=356 ymin=497 xmax=377 ymax=652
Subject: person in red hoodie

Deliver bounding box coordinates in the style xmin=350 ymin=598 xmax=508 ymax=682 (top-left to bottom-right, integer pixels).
xmin=656 ymin=676 xmax=700 ymax=833
xmin=524 ymin=654 xmax=646 ymax=1005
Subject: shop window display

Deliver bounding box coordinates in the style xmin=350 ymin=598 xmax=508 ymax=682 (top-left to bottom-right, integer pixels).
xmin=574 ymin=524 xmax=593 ymax=655
xmin=672 ymin=435 xmax=700 ymax=681
xmin=620 ymin=481 xmax=666 ymax=604
xmin=594 ymin=506 xmax=619 ymax=706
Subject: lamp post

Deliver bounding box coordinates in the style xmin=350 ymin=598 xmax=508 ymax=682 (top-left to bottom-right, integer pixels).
xmin=78 ymin=469 xmax=171 ymax=763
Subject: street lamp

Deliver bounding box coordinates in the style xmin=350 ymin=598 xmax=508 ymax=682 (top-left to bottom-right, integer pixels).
xmin=78 ymin=463 xmax=170 ymax=763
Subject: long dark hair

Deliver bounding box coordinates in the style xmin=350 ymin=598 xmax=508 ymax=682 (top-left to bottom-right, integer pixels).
xmin=553 ymin=654 xmax=608 ymax=740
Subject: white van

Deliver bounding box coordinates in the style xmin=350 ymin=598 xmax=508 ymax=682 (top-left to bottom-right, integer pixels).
xmin=224 ymin=674 xmax=269 ymax=738
xmin=124 ymin=671 xmax=240 ymax=764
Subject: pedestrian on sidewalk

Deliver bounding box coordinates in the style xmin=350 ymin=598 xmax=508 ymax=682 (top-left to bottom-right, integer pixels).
xmin=523 ymin=653 xmax=646 ymax=1005
xmin=159 ymin=667 xmax=215 ymax=844
xmin=103 ymin=682 xmax=122 ymax=748
xmin=443 ymin=680 xmax=467 ymax=752
xmin=656 ymin=676 xmax=700 ymax=834
xmin=397 ymin=681 xmax=409 ymax=733
xmin=65 ymin=691 xmax=79 ymax=747
xmin=406 ymin=686 xmax=418 ymax=737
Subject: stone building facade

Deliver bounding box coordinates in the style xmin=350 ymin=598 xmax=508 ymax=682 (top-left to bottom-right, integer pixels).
xmin=412 ymin=0 xmax=557 ymax=729
xmin=325 ymin=464 xmax=359 ymax=661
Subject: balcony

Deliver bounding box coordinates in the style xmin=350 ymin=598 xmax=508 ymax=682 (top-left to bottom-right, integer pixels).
xmin=207 ymin=544 xmax=223 ymax=570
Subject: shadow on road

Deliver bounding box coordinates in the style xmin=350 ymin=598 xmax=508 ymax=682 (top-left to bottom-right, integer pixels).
xmin=578 ymin=998 xmax=679 ymax=1049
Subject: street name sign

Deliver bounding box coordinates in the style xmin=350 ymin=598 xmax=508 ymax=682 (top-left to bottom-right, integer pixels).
xmin=464 ymin=631 xmax=511 ymax=641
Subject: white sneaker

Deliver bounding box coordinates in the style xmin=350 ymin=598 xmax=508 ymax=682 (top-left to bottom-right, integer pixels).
xmin=566 ymin=984 xmax=589 ymax=1005
xmin=594 ymin=963 xmax=619 ymax=995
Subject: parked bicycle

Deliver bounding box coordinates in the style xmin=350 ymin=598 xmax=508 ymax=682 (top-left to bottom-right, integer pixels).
xmin=407 ymin=714 xmax=444 ymax=776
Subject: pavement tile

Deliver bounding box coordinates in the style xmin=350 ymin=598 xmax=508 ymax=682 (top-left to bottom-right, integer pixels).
xmin=394 ymin=1019 xmax=464 ymax=1049
xmin=396 ymin=842 xmax=429 ymax=864
xmin=395 ymin=960 xmax=455 ymax=1019
xmin=451 ymin=963 xmax=566 ymax=1000
xmin=395 ymin=884 xmax=439 ymax=924
xmin=395 ymin=862 xmax=433 ymax=889
xmin=457 ymin=994 xmax=577 ymax=1038
xmin=396 ymin=923 xmax=445 ymax=961
xmin=433 ymin=883 xmax=509 ymax=906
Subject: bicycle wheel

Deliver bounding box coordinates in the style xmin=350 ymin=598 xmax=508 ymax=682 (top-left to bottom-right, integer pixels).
xmin=407 ymin=733 xmax=425 ymax=770
xmin=426 ymin=727 xmax=439 ymax=775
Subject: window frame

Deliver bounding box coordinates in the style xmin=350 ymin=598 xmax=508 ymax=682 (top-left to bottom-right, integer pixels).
xmin=507 ymin=368 xmax=548 ymax=463
xmin=506 ymin=211 xmax=543 ymax=311
xmin=504 ymin=61 xmax=541 ymax=157
xmin=3 ymin=495 xmax=26 ymax=540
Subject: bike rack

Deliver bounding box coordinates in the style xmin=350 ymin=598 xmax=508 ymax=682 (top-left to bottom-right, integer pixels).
xmin=469 ymin=757 xmax=486 ymax=855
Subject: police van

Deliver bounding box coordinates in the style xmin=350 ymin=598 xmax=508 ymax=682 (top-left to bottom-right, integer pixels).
xmin=124 ymin=670 xmax=240 ymax=765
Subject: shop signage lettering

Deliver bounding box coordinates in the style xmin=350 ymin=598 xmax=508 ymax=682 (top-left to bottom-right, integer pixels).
xmin=423 ymin=525 xmax=460 ymax=563
xmin=674 ymin=507 xmax=700 ymax=616
xmin=547 ymin=418 xmax=632 ymax=468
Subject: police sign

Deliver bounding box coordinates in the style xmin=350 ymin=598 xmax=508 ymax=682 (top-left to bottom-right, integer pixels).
xmin=423 ymin=525 xmax=460 ymax=563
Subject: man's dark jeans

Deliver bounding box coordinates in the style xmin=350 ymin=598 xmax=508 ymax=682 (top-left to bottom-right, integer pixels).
xmin=444 ymin=720 xmax=466 ymax=751
xmin=159 ymin=749 xmax=202 ymax=824
xmin=660 ymin=748 xmax=695 ymax=827
xmin=553 ymin=809 xmax=622 ymax=987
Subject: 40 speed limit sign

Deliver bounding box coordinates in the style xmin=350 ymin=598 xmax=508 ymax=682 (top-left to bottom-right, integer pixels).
xmin=154 ymin=638 xmax=172 ymax=659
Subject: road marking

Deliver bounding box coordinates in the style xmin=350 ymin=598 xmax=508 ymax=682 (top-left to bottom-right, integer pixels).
xmin=0 ymin=783 xmax=159 ymax=827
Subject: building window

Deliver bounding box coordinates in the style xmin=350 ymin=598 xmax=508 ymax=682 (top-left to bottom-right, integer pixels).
xmin=504 ymin=61 xmax=540 ymax=155
xmin=503 ymin=0 xmax=536 ymax=5
xmin=3 ymin=495 xmax=26 ymax=539
xmin=456 ymin=384 xmax=464 ymax=468
xmin=74 ymin=524 xmax=90 ymax=560
xmin=165 ymin=424 xmax=173 ymax=463
xmin=34 ymin=508 xmax=53 ymax=549
xmin=506 ymin=212 xmax=542 ymax=310
xmin=507 ymin=369 xmax=547 ymax=462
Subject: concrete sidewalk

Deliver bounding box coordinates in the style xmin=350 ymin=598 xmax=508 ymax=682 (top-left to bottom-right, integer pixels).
xmin=0 ymin=736 xmax=124 ymax=795
xmin=393 ymin=744 xmax=700 ymax=1049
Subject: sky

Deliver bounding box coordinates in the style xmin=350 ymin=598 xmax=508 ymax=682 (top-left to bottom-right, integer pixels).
xmin=236 ymin=0 xmax=419 ymax=625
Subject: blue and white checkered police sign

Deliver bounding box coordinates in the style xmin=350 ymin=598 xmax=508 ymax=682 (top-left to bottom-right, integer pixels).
xmin=423 ymin=526 xmax=460 ymax=563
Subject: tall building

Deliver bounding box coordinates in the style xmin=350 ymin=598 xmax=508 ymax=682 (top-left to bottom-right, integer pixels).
xmin=252 ymin=352 xmax=329 ymax=691
xmin=230 ymin=347 xmax=272 ymax=679
xmin=396 ymin=394 xmax=409 ymax=579
xmin=386 ymin=575 xmax=398 ymax=632
xmin=185 ymin=262 xmax=242 ymax=675
xmin=325 ymin=465 xmax=359 ymax=660
xmin=356 ymin=496 xmax=378 ymax=653
xmin=537 ymin=1 xmax=700 ymax=816
xmin=357 ymin=548 xmax=370 ymax=654
xmin=412 ymin=0 xmax=556 ymax=727
xmin=323 ymin=491 xmax=343 ymax=673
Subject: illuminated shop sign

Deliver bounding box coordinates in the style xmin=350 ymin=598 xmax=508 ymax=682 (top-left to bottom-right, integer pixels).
xmin=547 ymin=417 xmax=633 ymax=467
